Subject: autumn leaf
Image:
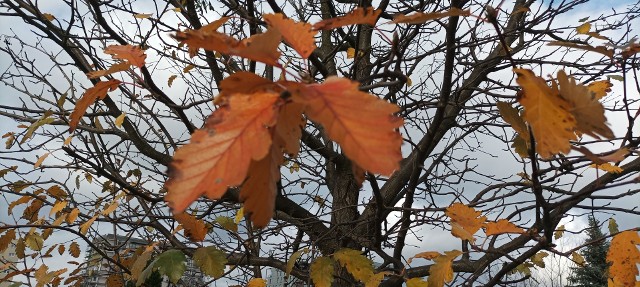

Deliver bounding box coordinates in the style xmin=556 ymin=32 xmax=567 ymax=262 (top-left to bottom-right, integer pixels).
xmin=165 ymin=92 xmax=280 ymax=213
xmin=174 ymin=212 xmax=207 ymax=242
xmin=193 ymin=246 xmax=227 ymax=278
xmin=484 ymin=219 xmax=524 ymax=236
xmin=514 ymin=68 xmax=577 ymax=158
xmin=130 ymin=247 xmax=152 ymax=282
xmin=239 ymin=146 xmax=281 ymax=228
xmin=273 ymin=102 xmax=305 ymax=156
xmin=168 ymin=75 xmax=178 ymax=87
xmin=264 ymin=13 xmax=317 ymax=59
xmin=106 ymin=274 xmax=124 ymax=287
xmin=607 ymin=231 xmax=639 ymax=287
xmin=313 ymin=7 xmax=381 ymax=30
xmin=49 ymin=200 xmax=67 ymax=216
xmin=333 ymin=248 xmax=374 ymax=283
xmin=576 ymin=22 xmax=591 ymax=34
xmin=556 ymin=70 xmax=613 ymax=139
xmin=69 ymin=79 xmax=121 ymax=131
xmin=34 ymin=265 xmax=66 ymax=287
xmin=235 ymin=207 xmax=244 ymax=224
xmin=586 ymin=80 xmax=613 ymax=100
xmin=215 ymin=216 xmax=237 ymax=232
xmin=140 ymin=250 xmax=186 ymax=284
xmin=428 ymin=250 xmax=462 ymax=287
xmin=530 ymin=251 xmax=548 ymax=267
xmin=104 ymin=45 xmax=146 ymax=68
xmin=590 ymin=162 xmax=623 ymax=173
xmin=445 ymin=203 xmax=487 ymax=242
xmin=0 ymin=229 xmax=16 ymax=253
xmin=608 ymin=218 xmax=619 ymax=234
xmin=42 ymin=13 xmax=55 ymax=21
xmin=216 ymin=72 xmax=276 ymax=106
xmin=393 ymin=8 xmax=471 ymax=24
xmin=134 ymin=13 xmax=152 ymax=19
xmin=22 ymin=199 xmax=43 ymax=223
xmin=247 ymin=278 xmax=266 ymax=287
xmin=86 ymin=62 xmax=131 ymax=79
xmin=572 ymin=251 xmax=585 ymax=266
xmin=66 ymin=208 xmax=79 ymax=224
xmin=406 ymin=278 xmax=429 ymax=287
xmin=115 ymin=113 xmax=126 ymax=128
xmin=34 ymin=152 xmax=50 ymax=168
xmin=68 ymin=241 xmax=80 ymax=258
xmin=47 ymin=185 xmax=68 ymax=199
xmin=22 ymin=111 xmax=54 ymax=144
xmin=548 ymin=41 xmax=614 ymax=58
xmin=295 ymin=77 xmax=403 ymax=175
xmin=310 ymin=257 xmax=335 ymax=287
xmin=286 ymin=249 xmax=307 ymax=276
xmin=365 ymin=272 xmax=390 ymax=287
xmin=80 ymin=214 xmax=98 ymax=235
xmin=408 ymin=251 xmax=441 ymax=264
xmin=25 ymin=232 xmax=44 ymax=251
xmin=497 ymin=101 xmax=528 ymax=140
xmin=554 ymin=225 xmax=565 ymax=239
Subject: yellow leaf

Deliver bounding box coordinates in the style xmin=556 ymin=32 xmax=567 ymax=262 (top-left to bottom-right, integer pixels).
xmin=347 ymin=47 xmax=356 ymax=59
xmin=576 ymin=22 xmax=591 ymax=34
xmin=115 ymin=113 xmax=126 ymax=128
xmin=134 ymin=13 xmax=153 ymax=19
xmin=531 ymin=251 xmax=548 ymax=267
xmin=484 ymin=219 xmax=525 ymax=236
xmin=514 ymin=69 xmax=577 ymax=158
xmin=445 ymin=203 xmax=487 ymax=243
xmin=554 ymin=225 xmax=565 ymax=239
xmin=333 ymin=248 xmax=374 ymax=283
xmin=49 ymin=201 xmax=67 ymax=216
xmin=410 ymin=251 xmax=441 ymax=263
xmin=587 ymin=80 xmax=613 ymax=100
xmin=25 ymin=232 xmax=44 ymax=251
xmin=286 ymin=249 xmax=307 ymax=276
xmin=80 ymin=215 xmax=98 ymax=235
xmin=231 ymin=207 xmax=244 ymax=224
xmin=66 ymin=208 xmax=79 ymax=224
xmin=63 ymin=136 xmax=73 ymax=146
xmin=131 ymin=247 xmax=152 ymax=281
xmin=172 ymin=8 xmax=182 ymax=12
xmin=406 ymin=277 xmax=429 ymax=287
xmin=102 ymin=201 xmax=119 ymax=216
xmin=609 ymin=218 xmax=619 ymax=234
xmin=606 ymin=231 xmax=639 ymax=287
xmin=572 ymin=251 xmax=585 ymax=266
xmin=497 ymin=101 xmax=528 ymax=140
xmin=365 ymin=272 xmax=391 ymax=287
xmin=310 ymin=257 xmax=334 ymax=287
xmin=590 ymin=163 xmax=623 ymax=173
xmin=548 ymin=41 xmax=614 ymax=58
xmin=34 ymin=152 xmax=50 ymax=168
xmin=52 ymin=213 xmax=67 ymax=226
xmin=215 ymin=216 xmax=238 ymax=232
xmin=42 ymin=13 xmax=55 ymax=21
xmin=247 ymin=278 xmax=266 ymax=287
xmin=428 ymin=250 xmax=462 ymax=287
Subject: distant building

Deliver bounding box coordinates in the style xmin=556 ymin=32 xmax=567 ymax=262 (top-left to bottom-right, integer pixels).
xmin=0 ymin=239 xmax=19 ymax=287
xmin=265 ymin=265 xmax=308 ymax=287
xmin=81 ymin=234 xmax=205 ymax=287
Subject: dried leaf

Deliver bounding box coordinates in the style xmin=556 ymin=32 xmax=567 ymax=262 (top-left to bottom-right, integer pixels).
xmin=106 ymin=274 xmax=124 ymax=287
xmin=131 ymin=247 xmax=152 ymax=282
xmin=49 ymin=201 xmax=67 ymax=216
xmin=572 ymin=251 xmax=585 ymax=266
xmin=554 ymin=225 xmax=565 ymax=239
xmin=174 ymin=212 xmax=207 ymax=242
xmin=69 ymin=79 xmax=121 ymax=131
xmin=42 ymin=13 xmax=55 ymax=21
xmin=25 ymin=232 xmax=44 ymax=251
xmin=22 ymin=111 xmax=55 ymax=144
xmin=101 ymin=201 xmax=119 ymax=216
xmin=66 ymin=208 xmax=79 ymax=224
xmin=273 ymin=103 xmax=305 ymax=157
xmin=165 ymin=93 xmax=280 ymax=213
xmin=313 ymin=7 xmax=381 ymax=30
xmin=34 ymin=152 xmax=50 ymax=168
xmin=0 ymin=229 xmax=16 ymax=253
xmin=589 ymin=162 xmax=623 ymax=173
xmin=168 ymin=75 xmax=178 ymax=87
xmin=484 ymin=219 xmax=524 ymax=236
xmin=114 ymin=113 xmax=126 ymax=128
xmin=215 ymin=216 xmax=237 ymax=232
xmin=393 ymin=8 xmax=471 ymax=24
xmin=497 ymin=101 xmax=528 ymax=140
xmin=576 ymin=22 xmax=591 ymax=34
xmin=514 ymin=69 xmax=577 ymax=158
xmin=606 ymin=231 xmax=640 ymax=287
xmin=264 ymin=13 xmax=317 ymax=58
xmin=134 ymin=13 xmax=153 ymax=19
xmin=557 ymin=70 xmax=613 ymax=139
xmin=587 ymin=80 xmax=613 ymax=100
xmin=104 ymin=45 xmax=146 ymax=68
xmin=79 ymin=215 xmax=98 ymax=235
xmin=240 ymin=146 xmax=281 ymax=228
xmin=295 ymin=77 xmax=403 ymax=175
xmin=408 ymin=251 xmax=441 ymax=264
xmin=235 ymin=207 xmax=244 ymax=224
xmin=365 ymin=272 xmax=391 ymax=287
xmin=247 ymin=278 xmax=266 ymax=287
xmin=86 ymin=62 xmax=131 ymax=79
xmin=531 ymin=251 xmax=548 ymax=267
xmin=310 ymin=257 xmax=335 ymax=287
xmin=428 ymin=250 xmax=462 ymax=287
xmin=445 ymin=203 xmax=487 ymax=243
xmin=548 ymin=41 xmax=614 ymax=58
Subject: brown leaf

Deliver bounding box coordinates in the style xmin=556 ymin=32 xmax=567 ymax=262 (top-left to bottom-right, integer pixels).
xmin=273 ymin=102 xmax=305 ymax=157
xmin=496 ymin=101 xmax=528 ymax=140
xmin=174 ymin=212 xmax=207 ymax=242
xmin=69 ymin=80 xmax=121 ymax=131
xmin=239 ymin=146 xmax=281 ymax=228
xmin=0 ymin=229 xmax=16 ymax=253
xmin=264 ymin=13 xmax=317 ymax=59
xmin=104 ymin=45 xmax=146 ymax=68
xmin=393 ymin=8 xmax=471 ymax=24
xmin=165 ymin=93 xmax=280 ymax=213
xmin=313 ymin=7 xmax=381 ymax=30
xmin=69 ymin=241 xmax=80 ymax=258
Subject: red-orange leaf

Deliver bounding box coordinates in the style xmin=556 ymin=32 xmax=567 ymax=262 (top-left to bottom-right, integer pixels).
xmin=393 ymin=8 xmax=471 ymax=24
xmin=295 ymin=77 xmax=402 ymax=175
xmin=313 ymin=7 xmax=381 ymax=30
xmin=264 ymin=13 xmax=317 ymax=59
xmin=239 ymin=146 xmax=281 ymax=228
xmin=86 ymin=62 xmax=131 ymax=79
xmin=174 ymin=212 xmax=207 ymax=242
xmin=69 ymin=79 xmax=121 ymax=131
xmin=165 ymin=93 xmax=280 ymax=213
xmin=104 ymin=45 xmax=146 ymax=68
xmin=606 ymin=231 xmax=639 ymax=287
xmin=484 ymin=219 xmax=525 ymax=236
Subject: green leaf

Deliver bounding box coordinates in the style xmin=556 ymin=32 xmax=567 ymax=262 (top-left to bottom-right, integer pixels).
xmin=608 ymin=218 xmax=619 ymax=234
xmin=193 ymin=246 xmax=227 ymax=278
xmin=310 ymin=257 xmax=334 ymax=287
xmin=286 ymin=248 xmax=308 ymax=276
xmin=215 ymin=216 xmax=237 ymax=232
xmin=333 ymin=248 xmax=374 ymax=283
xmin=139 ymin=249 xmax=186 ymax=285
xmin=21 ymin=110 xmax=55 ymax=144
xmin=608 ymin=75 xmax=624 ymax=81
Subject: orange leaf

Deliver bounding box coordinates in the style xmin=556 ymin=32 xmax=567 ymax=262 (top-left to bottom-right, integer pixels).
xmin=69 ymin=79 xmax=121 ymax=131
xmin=548 ymin=41 xmax=614 ymax=58
xmin=175 ymin=26 xmax=282 ymax=66
xmin=104 ymin=45 xmax=146 ymax=68
xmin=264 ymin=13 xmax=317 ymax=59
xmin=484 ymin=219 xmax=524 ymax=236
xmin=428 ymin=250 xmax=462 ymax=287
xmin=408 ymin=251 xmax=441 ymax=264
xmin=165 ymin=93 xmax=280 ymax=213
xmin=239 ymin=146 xmax=281 ymax=228
xmin=313 ymin=7 xmax=381 ymax=30
xmin=216 ymin=72 xmax=277 ymax=105
xmin=514 ymin=69 xmax=577 ymax=159
xmin=445 ymin=203 xmax=487 ymax=243
xmin=557 ymin=70 xmax=613 ymax=139
xmin=295 ymin=77 xmax=402 ymax=175
xmin=606 ymin=231 xmax=640 ymax=287
xmin=587 ymin=80 xmax=613 ymax=100
xmin=393 ymin=8 xmax=471 ymax=24
xmin=273 ymin=102 xmax=305 ymax=157
xmin=86 ymin=62 xmax=131 ymax=79
xmin=174 ymin=212 xmax=207 ymax=242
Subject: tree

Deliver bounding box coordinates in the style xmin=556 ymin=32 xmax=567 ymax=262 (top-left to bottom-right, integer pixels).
xmin=566 ymin=216 xmax=610 ymax=287
xmin=0 ymin=0 xmax=639 ymax=287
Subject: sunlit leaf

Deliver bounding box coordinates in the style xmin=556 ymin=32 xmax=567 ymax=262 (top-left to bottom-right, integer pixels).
xmin=589 ymin=162 xmax=623 ymax=173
